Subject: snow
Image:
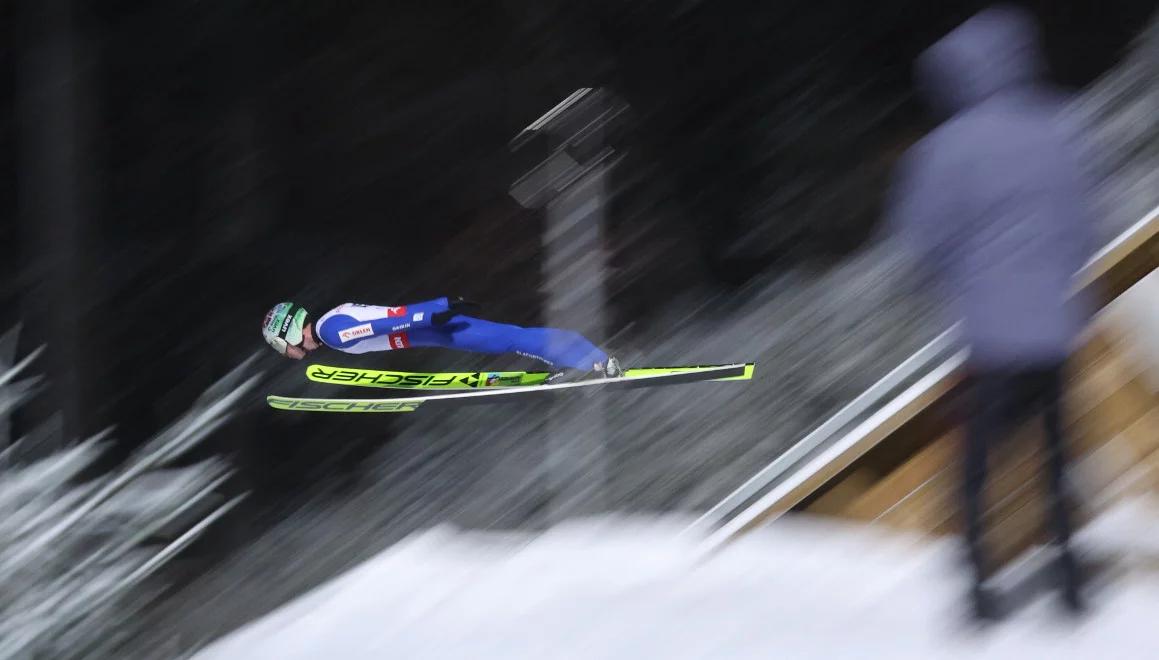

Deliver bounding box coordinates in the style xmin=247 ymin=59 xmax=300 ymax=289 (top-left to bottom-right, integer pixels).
xmin=194 ymin=506 xmax=1159 ymax=660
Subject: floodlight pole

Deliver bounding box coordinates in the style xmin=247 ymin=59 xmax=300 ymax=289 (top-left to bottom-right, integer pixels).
xmin=509 ymin=88 xmax=627 ymax=523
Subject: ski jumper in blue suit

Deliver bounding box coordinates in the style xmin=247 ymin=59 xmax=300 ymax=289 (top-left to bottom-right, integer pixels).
xmin=313 ymin=298 xmax=607 ymax=371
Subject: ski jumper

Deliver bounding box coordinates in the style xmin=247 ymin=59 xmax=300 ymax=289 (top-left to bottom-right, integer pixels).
xmin=314 ymin=298 xmax=607 ymax=370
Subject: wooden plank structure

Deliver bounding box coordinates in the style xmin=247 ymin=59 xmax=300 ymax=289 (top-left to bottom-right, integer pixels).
xmin=709 ymin=206 xmax=1159 ymax=574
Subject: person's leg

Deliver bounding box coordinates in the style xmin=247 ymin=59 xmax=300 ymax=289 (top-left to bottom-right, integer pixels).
xmin=1037 ymin=365 xmax=1085 ymax=612
xmin=962 ymin=370 xmax=1008 ymax=620
xmin=408 ymin=316 xmax=607 ymax=371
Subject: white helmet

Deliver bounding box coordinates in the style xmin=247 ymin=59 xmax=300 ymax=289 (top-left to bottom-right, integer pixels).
xmin=262 ymin=302 xmax=310 ymax=355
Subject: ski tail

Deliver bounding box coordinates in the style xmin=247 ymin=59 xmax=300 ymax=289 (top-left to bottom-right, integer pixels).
xmin=624 ymin=363 xmax=755 ymax=381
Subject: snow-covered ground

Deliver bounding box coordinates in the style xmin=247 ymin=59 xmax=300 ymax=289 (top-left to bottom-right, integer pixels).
xmin=194 ymin=500 xmax=1159 ymax=660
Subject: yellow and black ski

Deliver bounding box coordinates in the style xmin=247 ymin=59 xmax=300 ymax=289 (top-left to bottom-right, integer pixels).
xmin=269 ymin=362 xmax=754 ymax=413
xmin=304 ymin=362 xmax=755 ymax=391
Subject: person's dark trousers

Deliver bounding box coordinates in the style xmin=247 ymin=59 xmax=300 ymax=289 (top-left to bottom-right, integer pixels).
xmin=961 ymin=363 xmax=1085 ymax=620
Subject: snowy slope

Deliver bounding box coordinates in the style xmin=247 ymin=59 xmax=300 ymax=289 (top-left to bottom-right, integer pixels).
xmin=194 ymin=510 xmax=1159 ymax=660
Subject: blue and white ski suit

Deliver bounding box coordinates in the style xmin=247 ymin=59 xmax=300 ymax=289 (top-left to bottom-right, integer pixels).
xmin=314 ymin=298 xmax=606 ymax=370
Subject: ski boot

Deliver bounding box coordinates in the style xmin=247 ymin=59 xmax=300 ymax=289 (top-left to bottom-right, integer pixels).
xmin=545 ymin=356 xmax=623 ymax=385
xmin=601 ymin=356 xmax=623 ymax=378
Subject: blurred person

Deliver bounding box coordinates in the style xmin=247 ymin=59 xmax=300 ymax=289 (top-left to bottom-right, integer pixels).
xmin=887 ymin=5 xmax=1096 ymax=622
xmin=261 ymin=298 xmax=622 ymax=382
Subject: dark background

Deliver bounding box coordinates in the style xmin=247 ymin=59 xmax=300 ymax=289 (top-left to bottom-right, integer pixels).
xmin=1 ymin=0 xmax=1154 ymax=528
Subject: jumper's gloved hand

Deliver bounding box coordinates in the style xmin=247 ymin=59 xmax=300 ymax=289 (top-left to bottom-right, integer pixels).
xmin=431 ymin=296 xmax=481 ymax=326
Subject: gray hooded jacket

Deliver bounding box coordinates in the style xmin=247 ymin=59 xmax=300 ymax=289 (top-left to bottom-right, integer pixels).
xmin=889 ymin=5 xmax=1097 ymax=368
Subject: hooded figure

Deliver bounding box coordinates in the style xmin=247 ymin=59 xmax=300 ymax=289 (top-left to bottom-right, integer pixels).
xmin=888 ymin=6 xmax=1093 ymax=620
xmin=890 ymin=4 xmax=1097 ymax=368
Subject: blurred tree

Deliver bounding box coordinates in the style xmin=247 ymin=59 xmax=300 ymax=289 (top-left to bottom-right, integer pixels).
xmin=15 ymin=0 xmax=98 ymax=447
